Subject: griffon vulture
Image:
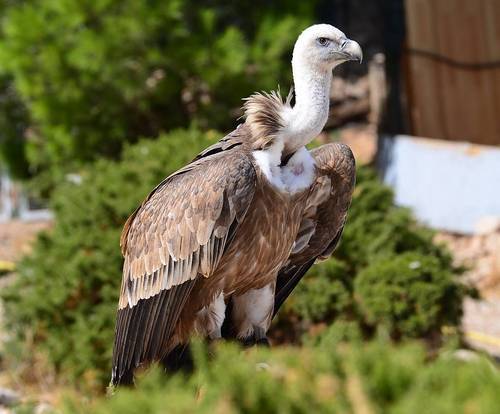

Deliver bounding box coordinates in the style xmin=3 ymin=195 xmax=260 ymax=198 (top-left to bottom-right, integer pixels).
xmin=111 ymin=24 xmax=361 ymax=385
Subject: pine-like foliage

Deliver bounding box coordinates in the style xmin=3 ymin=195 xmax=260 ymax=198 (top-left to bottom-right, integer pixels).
xmin=1 ymin=131 xmax=470 ymax=389
xmin=0 ymin=0 xmax=314 ymax=180
xmin=61 ymin=339 xmax=500 ymax=414
xmin=277 ymin=168 xmax=469 ymax=339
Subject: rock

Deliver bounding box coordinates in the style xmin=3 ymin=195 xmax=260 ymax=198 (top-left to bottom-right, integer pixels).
xmin=35 ymin=403 xmax=53 ymax=414
xmin=451 ymin=349 xmax=480 ymax=362
xmin=475 ymin=216 xmax=500 ymax=235
xmin=0 ymin=388 xmax=19 ymax=407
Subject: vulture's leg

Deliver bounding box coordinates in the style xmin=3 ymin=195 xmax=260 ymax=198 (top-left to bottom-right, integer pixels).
xmin=194 ymin=292 xmax=226 ymax=340
xmin=231 ymin=282 xmax=275 ymax=347
xmin=163 ymin=292 xmax=226 ymax=373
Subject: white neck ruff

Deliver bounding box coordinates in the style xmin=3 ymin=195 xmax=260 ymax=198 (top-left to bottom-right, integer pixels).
xmin=252 ymin=60 xmax=333 ymax=194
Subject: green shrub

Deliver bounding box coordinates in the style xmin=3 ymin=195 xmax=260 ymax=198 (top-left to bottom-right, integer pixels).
xmin=1 ymin=129 xmax=470 ymax=389
xmin=1 ymin=128 xmax=217 ymax=389
xmin=336 ymin=167 xmax=453 ymax=272
xmin=355 ymin=252 xmax=465 ymax=339
xmin=279 ymin=166 xmax=468 ymax=341
xmin=63 ymin=342 xmax=351 ymax=414
xmin=0 ymin=0 xmax=314 ymax=180
xmin=390 ymin=356 xmax=500 ymax=414
xmin=285 ymin=259 xmax=351 ymax=323
xmin=58 ymin=340 xmax=500 ymax=414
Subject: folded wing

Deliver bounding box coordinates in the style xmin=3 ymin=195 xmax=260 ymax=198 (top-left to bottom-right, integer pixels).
xmin=112 ymin=144 xmax=256 ymax=385
xmin=274 ymin=142 xmax=356 ymax=316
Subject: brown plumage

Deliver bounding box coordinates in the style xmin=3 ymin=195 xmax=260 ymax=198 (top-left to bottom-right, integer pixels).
xmin=274 ymin=143 xmax=356 ymax=315
xmin=111 ymin=23 xmax=362 ymax=386
xmin=242 ymin=90 xmax=292 ymax=150
xmin=111 ymin=122 xmax=355 ymax=384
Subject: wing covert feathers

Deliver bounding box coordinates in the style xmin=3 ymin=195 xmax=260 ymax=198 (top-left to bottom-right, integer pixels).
xmin=112 ymin=146 xmax=256 ymax=385
xmin=119 ymin=149 xmax=256 ymax=309
xmin=274 ymin=142 xmax=356 ymax=315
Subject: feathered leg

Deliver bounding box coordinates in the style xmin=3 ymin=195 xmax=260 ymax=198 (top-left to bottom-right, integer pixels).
xmin=230 ymin=282 xmax=275 ymax=346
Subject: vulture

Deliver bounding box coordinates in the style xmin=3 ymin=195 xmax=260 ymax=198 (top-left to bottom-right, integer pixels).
xmin=111 ymin=24 xmax=361 ymax=385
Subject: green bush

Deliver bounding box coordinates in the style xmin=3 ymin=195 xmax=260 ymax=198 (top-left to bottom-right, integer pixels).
xmin=278 ymin=166 xmax=468 ymax=340
xmin=355 ymin=252 xmax=465 ymax=339
xmin=1 ymin=129 xmax=470 ymax=389
xmin=58 ymin=340 xmax=500 ymax=414
xmin=0 ymin=0 xmax=314 ymax=180
xmin=286 ymin=259 xmax=351 ymax=323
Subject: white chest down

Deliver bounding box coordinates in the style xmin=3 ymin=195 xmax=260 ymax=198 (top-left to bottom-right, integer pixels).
xmin=252 ymin=145 xmax=316 ymax=194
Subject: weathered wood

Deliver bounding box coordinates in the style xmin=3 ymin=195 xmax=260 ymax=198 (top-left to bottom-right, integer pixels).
xmin=405 ymin=0 xmax=500 ymax=146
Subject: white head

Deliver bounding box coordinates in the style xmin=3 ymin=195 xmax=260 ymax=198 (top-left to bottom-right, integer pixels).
xmin=246 ymin=24 xmax=362 ymax=162
xmin=292 ymin=24 xmax=362 ymax=75
xmin=280 ymin=24 xmax=362 ymax=153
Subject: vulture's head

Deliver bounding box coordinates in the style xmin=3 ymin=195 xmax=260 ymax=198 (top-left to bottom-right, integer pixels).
xmin=292 ymin=24 xmax=362 ymax=73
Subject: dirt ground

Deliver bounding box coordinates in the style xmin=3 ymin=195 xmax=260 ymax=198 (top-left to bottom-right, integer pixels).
xmin=0 ymin=220 xmax=51 ymax=263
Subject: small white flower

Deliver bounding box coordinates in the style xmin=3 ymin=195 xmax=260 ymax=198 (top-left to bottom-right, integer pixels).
xmin=409 ymin=261 xmax=421 ymax=270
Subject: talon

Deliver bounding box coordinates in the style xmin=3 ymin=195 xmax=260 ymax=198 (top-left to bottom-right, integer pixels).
xmin=255 ymin=337 xmax=270 ymax=347
xmin=241 ymin=336 xmax=257 ymax=348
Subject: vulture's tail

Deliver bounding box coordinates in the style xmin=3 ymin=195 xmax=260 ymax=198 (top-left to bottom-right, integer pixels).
xmin=273 ymin=258 xmax=316 ymax=317
xmin=110 ymin=280 xmax=195 ymax=386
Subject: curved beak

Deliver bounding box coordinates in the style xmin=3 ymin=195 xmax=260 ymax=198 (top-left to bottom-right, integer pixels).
xmin=342 ymin=39 xmax=363 ymax=63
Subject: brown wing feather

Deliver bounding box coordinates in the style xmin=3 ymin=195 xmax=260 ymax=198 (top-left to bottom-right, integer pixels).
xmin=274 ymin=142 xmax=356 ymax=316
xmin=112 ymin=143 xmax=256 ymax=385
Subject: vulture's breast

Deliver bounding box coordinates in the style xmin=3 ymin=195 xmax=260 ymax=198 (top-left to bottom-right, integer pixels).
xmin=214 ymin=171 xmax=311 ymax=296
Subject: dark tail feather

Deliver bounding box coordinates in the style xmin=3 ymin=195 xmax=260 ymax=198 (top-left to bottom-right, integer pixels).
xmin=111 ymin=344 xmax=193 ymax=386
xmin=110 ymin=280 xmax=196 ymax=386
xmin=273 ymin=258 xmax=316 ymax=317
xmin=161 ymin=344 xmax=194 ymax=374
xmin=111 ymin=367 xmax=135 ymax=386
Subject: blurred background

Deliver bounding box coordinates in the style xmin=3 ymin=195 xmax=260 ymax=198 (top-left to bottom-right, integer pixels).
xmin=0 ymin=0 xmax=499 ymax=412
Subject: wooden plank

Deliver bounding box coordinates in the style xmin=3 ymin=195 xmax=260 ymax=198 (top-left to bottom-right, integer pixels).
xmin=477 ymin=0 xmax=498 ymax=145
xmin=405 ymin=0 xmax=446 ymax=139
xmin=482 ymin=0 xmax=500 ymax=145
xmin=404 ymin=0 xmax=500 ymax=146
xmin=434 ymin=0 xmax=457 ymax=141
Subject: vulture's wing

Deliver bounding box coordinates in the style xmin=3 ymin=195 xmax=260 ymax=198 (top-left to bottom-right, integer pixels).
xmin=274 ymin=143 xmax=356 ymax=316
xmin=112 ymin=143 xmax=256 ymax=385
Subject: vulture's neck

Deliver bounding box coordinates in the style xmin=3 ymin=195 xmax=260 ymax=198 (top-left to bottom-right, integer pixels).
xmin=250 ymin=64 xmax=332 ymax=193
xmin=282 ymin=62 xmax=332 ymax=156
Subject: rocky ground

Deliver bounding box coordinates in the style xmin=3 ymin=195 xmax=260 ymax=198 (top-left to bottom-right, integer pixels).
xmin=0 ymin=220 xmax=52 ymax=413
xmin=0 ymin=220 xmax=51 ymax=263
xmin=436 ymin=230 xmax=500 ymax=356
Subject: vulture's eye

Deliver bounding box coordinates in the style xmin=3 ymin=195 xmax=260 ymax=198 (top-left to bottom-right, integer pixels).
xmin=317 ymin=37 xmax=330 ymax=47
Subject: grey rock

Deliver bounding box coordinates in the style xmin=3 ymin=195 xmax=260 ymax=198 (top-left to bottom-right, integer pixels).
xmin=0 ymin=388 xmax=19 ymax=407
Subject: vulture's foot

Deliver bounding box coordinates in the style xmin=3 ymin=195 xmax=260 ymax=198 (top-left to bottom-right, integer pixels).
xmin=241 ymin=326 xmax=270 ymax=347
xmin=255 ymin=337 xmax=270 ymax=347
